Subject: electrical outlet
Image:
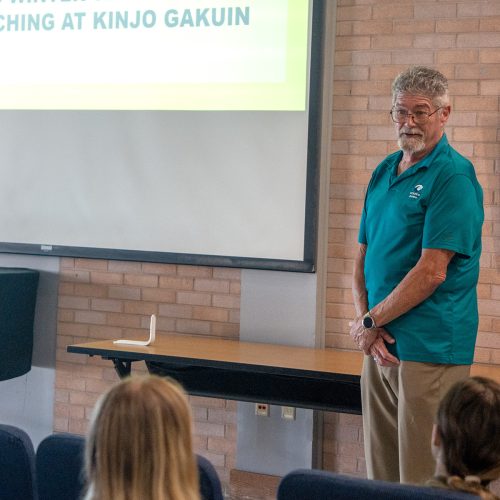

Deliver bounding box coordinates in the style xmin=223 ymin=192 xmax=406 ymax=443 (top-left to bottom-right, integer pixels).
xmin=255 ymin=403 xmax=270 ymax=417
xmin=281 ymin=406 xmax=296 ymax=420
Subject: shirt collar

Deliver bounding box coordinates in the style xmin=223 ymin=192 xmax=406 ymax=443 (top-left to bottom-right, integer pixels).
xmin=385 ymin=133 xmax=449 ymax=175
xmin=412 ymin=133 xmax=449 ymax=170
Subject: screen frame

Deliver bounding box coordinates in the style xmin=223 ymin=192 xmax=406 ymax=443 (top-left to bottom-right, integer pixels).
xmin=0 ymin=0 xmax=325 ymax=273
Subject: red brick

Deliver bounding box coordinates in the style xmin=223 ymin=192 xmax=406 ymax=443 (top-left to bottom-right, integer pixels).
xmin=159 ymin=276 xmax=194 ymax=290
xmin=436 ymin=18 xmax=479 ymax=33
xmin=60 ymin=270 xmax=90 ymax=283
xmin=480 ymin=49 xmax=500 ymax=63
xmin=88 ymin=325 xmax=123 ymax=341
xmin=124 ymin=273 xmax=158 ymax=287
xmin=449 ymin=80 xmax=480 ymax=96
xmin=458 ymin=2 xmax=500 ymax=17
xmin=352 ymin=20 xmax=393 ymax=36
xmin=91 ymin=298 xmax=122 ymax=313
xmin=333 ymin=96 xmax=369 ymax=111
xmin=335 ymin=50 xmax=353 ymax=65
xmin=392 ymin=50 xmax=434 ymax=65
xmin=194 ymin=279 xmax=230 ymax=294
xmin=436 ymin=49 xmax=479 ymax=64
xmin=74 ymin=259 xmax=107 ymax=271
xmin=454 ymin=96 xmax=498 ymax=111
xmin=481 ymin=80 xmax=500 ymax=96
xmin=158 ymin=303 xmax=193 ymax=319
xmin=213 ymin=268 xmax=241 ymax=280
xmin=60 ymin=257 xmax=75 ymax=269
xmin=351 ymin=51 xmax=391 ymax=66
xmin=372 ymin=35 xmax=413 ymax=49
xmin=334 ymin=66 xmax=370 ymax=81
xmin=372 ymin=4 xmax=413 ymax=20
xmin=59 ymin=296 xmax=90 ymax=310
xmin=177 ymin=291 xmax=212 ymax=306
xmin=335 ymin=36 xmax=371 ymax=51
xmin=457 ymin=33 xmax=500 ymax=48
xmin=123 ymin=301 xmax=157 ymax=315
xmin=141 ymin=288 xmax=176 ymax=303
xmin=193 ymin=421 xmax=225 ymax=437
xmin=393 ymin=20 xmax=435 ymax=34
xmin=210 ymin=323 xmax=239 ymax=338
xmin=73 ymin=283 xmax=107 ymax=298
xmin=337 ymin=5 xmax=372 ymax=21
xmin=106 ymin=313 xmax=141 ymax=328
xmin=74 ymin=310 xmax=106 ymax=325
xmin=212 ymin=294 xmax=240 ymax=309
xmin=142 ymin=263 xmax=177 ymax=275
xmin=414 ymin=34 xmax=456 ymax=49
xmin=177 ymin=265 xmax=213 ymax=278
xmin=333 ymin=126 xmax=368 ymax=141
xmin=90 ymin=272 xmax=123 ymax=285
xmin=193 ymin=307 xmax=229 ymax=323
xmin=108 ymin=260 xmax=142 ymax=273
xmin=453 ymin=127 xmax=497 ymax=143
xmin=337 ymin=21 xmax=353 ymax=37
xmin=415 ymin=3 xmax=456 ymax=19
xmin=176 ymin=319 xmax=211 ymax=335
xmin=108 ymin=286 xmax=141 ymax=300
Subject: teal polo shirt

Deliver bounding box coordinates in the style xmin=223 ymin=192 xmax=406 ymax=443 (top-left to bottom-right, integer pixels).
xmin=359 ymin=134 xmax=483 ymax=364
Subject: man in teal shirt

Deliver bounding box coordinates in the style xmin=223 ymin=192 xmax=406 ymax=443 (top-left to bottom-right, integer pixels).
xmin=350 ymin=66 xmax=483 ymax=484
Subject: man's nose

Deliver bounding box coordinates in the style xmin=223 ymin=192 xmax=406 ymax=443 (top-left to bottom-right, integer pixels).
xmin=404 ymin=113 xmax=417 ymax=125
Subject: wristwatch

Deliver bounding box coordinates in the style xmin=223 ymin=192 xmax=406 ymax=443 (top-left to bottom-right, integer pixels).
xmin=362 ymin=312 xmax=377 ymax=329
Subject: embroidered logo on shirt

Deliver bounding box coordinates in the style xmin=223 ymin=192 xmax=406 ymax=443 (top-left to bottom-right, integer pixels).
xmin=409 ymin=184 xmax=424 ymax=199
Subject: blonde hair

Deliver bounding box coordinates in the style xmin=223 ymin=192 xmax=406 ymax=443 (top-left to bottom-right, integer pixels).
xmin=84 ymin=376 xmax=200 ymax=500
xmin=436 ymin=376 xmax=500 ymax=500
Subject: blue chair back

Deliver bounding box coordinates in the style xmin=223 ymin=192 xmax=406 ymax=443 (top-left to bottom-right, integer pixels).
xmin=36 ymin=433 xmax=86 ymax=500
xmin=36 ymin=432 xmax=223 ymax=500
xmin=0 ymin=424 xmax=37 ymax=500
xmin=278 ymin=469 xmax=477 ymax=500
xmin=197 ymin=454 xmax=224 ymax=500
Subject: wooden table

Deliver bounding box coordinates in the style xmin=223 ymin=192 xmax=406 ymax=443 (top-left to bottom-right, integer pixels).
xmin=68 ymin=334 xmax=364 ymax=414
xmin=67 ymin=334 xmax=500 ymax=415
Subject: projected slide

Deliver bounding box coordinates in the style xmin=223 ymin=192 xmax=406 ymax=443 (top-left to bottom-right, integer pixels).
xmin=0 ymin=0 xmax=320 ymax=271
xmin=0 ymin=0 xmax=309 ymax=110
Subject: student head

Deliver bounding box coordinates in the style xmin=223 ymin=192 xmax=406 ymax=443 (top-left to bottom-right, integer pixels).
xmin=85 ymin=375 xmax=200 ymax=500
xmin=432 ymin=376 xmax=500 ymax=499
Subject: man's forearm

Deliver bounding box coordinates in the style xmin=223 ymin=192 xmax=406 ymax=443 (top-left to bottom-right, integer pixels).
xmin=370 ymin=248 xmax=455 ymax=328
xmin=352 ymin=244 xmax=368 ymax=317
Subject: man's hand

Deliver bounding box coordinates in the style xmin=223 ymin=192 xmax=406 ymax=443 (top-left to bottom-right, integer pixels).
xmin=349 ymin=317 xmax=397 ymax=356
xmin=369 ymin=337 xmax=400 ymax=367
xmin=349 ymin=317 xmax=378 ymax=353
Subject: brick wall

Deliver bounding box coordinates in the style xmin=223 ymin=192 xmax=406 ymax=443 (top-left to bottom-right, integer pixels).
xmin=325 ymin=0 xmax=500 ymax=478
xmin=55 ymin=258 xmax=240 ymax=492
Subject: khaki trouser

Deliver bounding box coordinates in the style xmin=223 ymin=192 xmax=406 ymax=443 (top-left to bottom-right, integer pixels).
xmin=361 ymin=357 xmax=470 ymax=484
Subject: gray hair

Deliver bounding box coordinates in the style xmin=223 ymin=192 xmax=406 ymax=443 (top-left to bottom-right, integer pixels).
xmin=392 ymin=66 xmax=449 ymax=107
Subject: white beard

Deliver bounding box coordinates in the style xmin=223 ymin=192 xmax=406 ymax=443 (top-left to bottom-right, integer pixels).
xmin=398 ymin=130 xmax=426 ymax=154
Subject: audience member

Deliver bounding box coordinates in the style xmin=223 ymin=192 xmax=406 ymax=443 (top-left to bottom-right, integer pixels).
xmin=84 ymin=375 xmax=200 ymax=500
xmin=428 ymin=376 xmax=500 ymax=499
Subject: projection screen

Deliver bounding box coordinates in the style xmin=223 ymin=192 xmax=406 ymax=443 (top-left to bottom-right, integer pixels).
xmin=0 ymin=0 xmax=324 ymax=272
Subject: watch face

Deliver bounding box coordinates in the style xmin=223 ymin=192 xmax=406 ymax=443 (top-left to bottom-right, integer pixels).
xmin=362 ymin=316 xmax=374 ymax=329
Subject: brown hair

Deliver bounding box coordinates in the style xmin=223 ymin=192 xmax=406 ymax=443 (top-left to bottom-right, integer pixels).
xmin=436 ymin=376 xmax=500 ymax=500
xmin=84 ymin=376 xmax=200 ymax=500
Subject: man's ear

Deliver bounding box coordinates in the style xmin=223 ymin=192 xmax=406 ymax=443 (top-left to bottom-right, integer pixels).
xmin=440 ymin=105 xmax=451 ymax=125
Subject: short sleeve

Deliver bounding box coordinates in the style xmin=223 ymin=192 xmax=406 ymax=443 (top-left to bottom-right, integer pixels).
xmin=423 ymin=174 xmax=482 ymax=258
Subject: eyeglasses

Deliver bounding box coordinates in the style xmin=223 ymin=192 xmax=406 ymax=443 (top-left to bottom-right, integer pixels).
xmin=390 ymin=107 xmax=442 ymax=124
